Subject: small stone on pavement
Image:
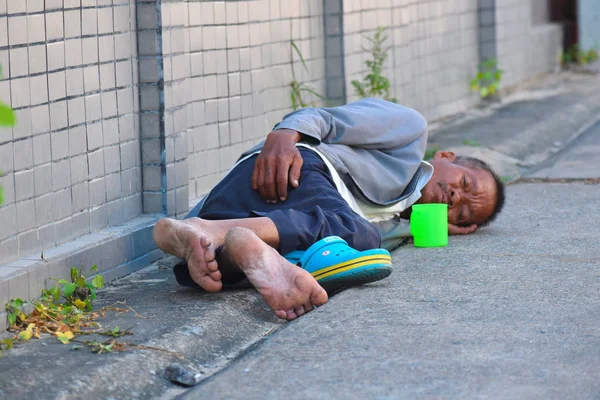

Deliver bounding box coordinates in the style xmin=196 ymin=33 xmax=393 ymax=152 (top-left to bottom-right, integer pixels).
xmin=163 ymin=364 xmax=203 ymax=387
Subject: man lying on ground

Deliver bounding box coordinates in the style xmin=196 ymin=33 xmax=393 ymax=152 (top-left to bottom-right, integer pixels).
xmin=153 ymin=98 xmax=506 ymax=321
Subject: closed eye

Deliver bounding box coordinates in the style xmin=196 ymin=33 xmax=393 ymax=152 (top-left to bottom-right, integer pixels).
xmin=459 ymin=205 xmax=468 ymax=222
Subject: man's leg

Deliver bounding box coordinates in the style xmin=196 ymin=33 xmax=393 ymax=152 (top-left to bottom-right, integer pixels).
xmin=154 ymin=149 xmax=380 ymax=318
xmin=156 ymin=149 xmax=380 ymax=286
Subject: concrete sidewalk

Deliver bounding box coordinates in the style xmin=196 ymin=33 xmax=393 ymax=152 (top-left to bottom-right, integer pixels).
xmin=0 ymin=258 xmax=281 ymax=399
xmin=428 ymin=70 xmax=600 ymax=182
xmin=527 ymin=120 xmax=600 ymax=180
xmin=187 ymin=182 xmax=600 ymax=399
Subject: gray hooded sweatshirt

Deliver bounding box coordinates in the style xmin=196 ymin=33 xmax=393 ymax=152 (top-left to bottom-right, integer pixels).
xmin=240 ymin=98 xmax=430 ymax=250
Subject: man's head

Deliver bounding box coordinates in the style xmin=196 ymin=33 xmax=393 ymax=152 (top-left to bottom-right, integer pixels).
xmin=418 ymin=151 xmax=505 ymax=234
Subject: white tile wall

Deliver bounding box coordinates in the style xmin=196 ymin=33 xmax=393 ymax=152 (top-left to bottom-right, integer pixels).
xmin=184 ymin=0 xmax=327 ymax=200
xmin=0 ymin=0 xmax=142 ymax=264
xmin=0 ymin=0 xmax=560 ymax=263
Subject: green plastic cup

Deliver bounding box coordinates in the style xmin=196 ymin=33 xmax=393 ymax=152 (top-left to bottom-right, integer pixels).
xmin=410 ymin=204 xmax=448 ymax=248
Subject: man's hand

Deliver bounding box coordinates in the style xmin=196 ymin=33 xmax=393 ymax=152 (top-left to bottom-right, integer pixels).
xmin=448 ymin=223 xmax=478 ymax=235
xmin=251 ymin=129 xmax=304 ymax=203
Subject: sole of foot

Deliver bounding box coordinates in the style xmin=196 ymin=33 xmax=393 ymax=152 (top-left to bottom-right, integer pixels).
xmin=224 ymin=227 xmax=328 ymax=320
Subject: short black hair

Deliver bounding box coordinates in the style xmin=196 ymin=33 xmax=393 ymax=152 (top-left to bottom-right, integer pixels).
xmin=454 ymin=156 xmax=505 ymax=227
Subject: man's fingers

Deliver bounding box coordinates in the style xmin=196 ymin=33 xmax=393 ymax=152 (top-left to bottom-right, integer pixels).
xmin=289 ymin=152 xmax=303 ymax=188
xmin=264 ymin=158 xmax=278 ymax=201
xmin=251 ymin=162 xmax=259 ymax=191
xmin=276 ymin=159 xmax=289 ymax=201
xmin=448 ymin=223 xmax=478 ymax=235
xmin=256 ymin=161 xmax=267 ymax=200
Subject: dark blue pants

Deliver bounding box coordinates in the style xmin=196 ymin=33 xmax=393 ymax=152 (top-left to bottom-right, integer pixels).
xmin=174 ymin=148 xmax=381 ymax=286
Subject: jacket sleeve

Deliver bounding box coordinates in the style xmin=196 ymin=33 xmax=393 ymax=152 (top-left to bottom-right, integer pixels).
xmin=372 ymin=218 xmax=412 ymax=251
xmin=273 ymin=98 xmax=428 ymax=152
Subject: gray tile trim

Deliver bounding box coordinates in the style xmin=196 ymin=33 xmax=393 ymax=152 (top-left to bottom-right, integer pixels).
xmin=136 ymin=0 xmax=168 ymax=215
xmin=478 ymin=0 xmax=497 ymax=62
xmin=323 ymin=0 xmax=346 ymax=106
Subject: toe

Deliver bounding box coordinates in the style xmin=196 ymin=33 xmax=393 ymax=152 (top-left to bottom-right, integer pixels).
xmin=285 ymin=309 xmax=297 ymax=320
xmin=201 ymin=276 xmax=223 ymax=292
xmin=293 ymin=305 xmax=306 ymax=317
xmin=209 ymin=270 xmax=222 ymax=281
xmin=310 ymin=286 xmax=329 ymax=306
xmin=206 ymin=260 xmax=219 ymax=272
xmin=201 ymin=236 xmax=212 ymax=248
xmin=303 ymin=303 xmax=314 ymax=313
xmin=204 ymin=248 xmax=216 ymax=263
xmin=275 ymin=310 xmax=288 ymax=320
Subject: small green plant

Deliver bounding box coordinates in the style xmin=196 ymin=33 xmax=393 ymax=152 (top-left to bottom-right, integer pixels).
xmin=0 ymin=100 xmax=15 ymax=125
xmin=0 ymin=65 xmax=16 ymax=207
xmin=470 ymin=58 xmax=503 ymax=99
xmin=462 ymin=139 xmax=480 ymax=147
xmin=424 ymin=145 xmax=440 ymax=160
xmin=0 ymin=337 xmax=14 ymax=352
xmin=2 ymin=269 xmax=182 ymax=358
xmin=561 ymin=44 xmax=598 ymax=66
xmin=0 ymin=101 xmax=14 ymax=127
xmin=289 ymin=42 xmax=329 ymax=110
xmin=351 ymin=27 xmax=397 ymax=102
xmin=2 ymin=265 xmax=105 ymax=354
xmin=0 ymin=66 xmax=16 ymax=128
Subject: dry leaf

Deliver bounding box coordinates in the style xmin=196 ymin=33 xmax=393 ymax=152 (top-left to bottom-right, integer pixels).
xmin=74 ymin=299 xmax=87 ymax=309
xmin=56 ymin=331 xmax=75 ymax=344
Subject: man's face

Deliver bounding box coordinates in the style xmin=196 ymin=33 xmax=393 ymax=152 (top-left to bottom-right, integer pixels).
xmin=419 ymin=151 xmax=497 ymax=227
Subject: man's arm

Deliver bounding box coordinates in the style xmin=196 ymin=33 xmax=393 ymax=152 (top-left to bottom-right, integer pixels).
xmin=274 ymin=98 xmax=427 ymax=150
xmin=253 ymin=98 xmax=428 ymax=202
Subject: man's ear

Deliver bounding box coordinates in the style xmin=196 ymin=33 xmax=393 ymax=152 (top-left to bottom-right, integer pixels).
xmin=433 ymin=151 xmax=456 ymax=162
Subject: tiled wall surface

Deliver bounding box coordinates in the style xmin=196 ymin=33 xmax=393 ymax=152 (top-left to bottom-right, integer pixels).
xmin=178 ymin=0 xmax=328 ymax=202
xmin=496 ymin=0 xmax=561 ymax=87
xmin=344 ymin=0 xmax=560 ymax=121
xmin=343 ymin=0 xmax=481 ymax=122
xmin=0 ymin=0 xmax=561 ymax=266
xmin=0 ymin=0 xmax=142 ymax=265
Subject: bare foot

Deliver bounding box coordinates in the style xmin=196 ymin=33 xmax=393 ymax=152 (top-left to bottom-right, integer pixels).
xmin=224 ymin=227 xmax=328 ymax=320
xmin=153 ymin=218 xmax=226 ymax=292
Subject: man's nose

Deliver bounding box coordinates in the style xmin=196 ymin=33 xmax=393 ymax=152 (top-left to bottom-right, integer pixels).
xmin=449 ymin=189 xmax=460 ymax=207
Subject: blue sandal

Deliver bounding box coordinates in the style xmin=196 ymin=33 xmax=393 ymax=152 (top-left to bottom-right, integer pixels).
xmin=284 ymin=236 xmax=393 ymax=294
